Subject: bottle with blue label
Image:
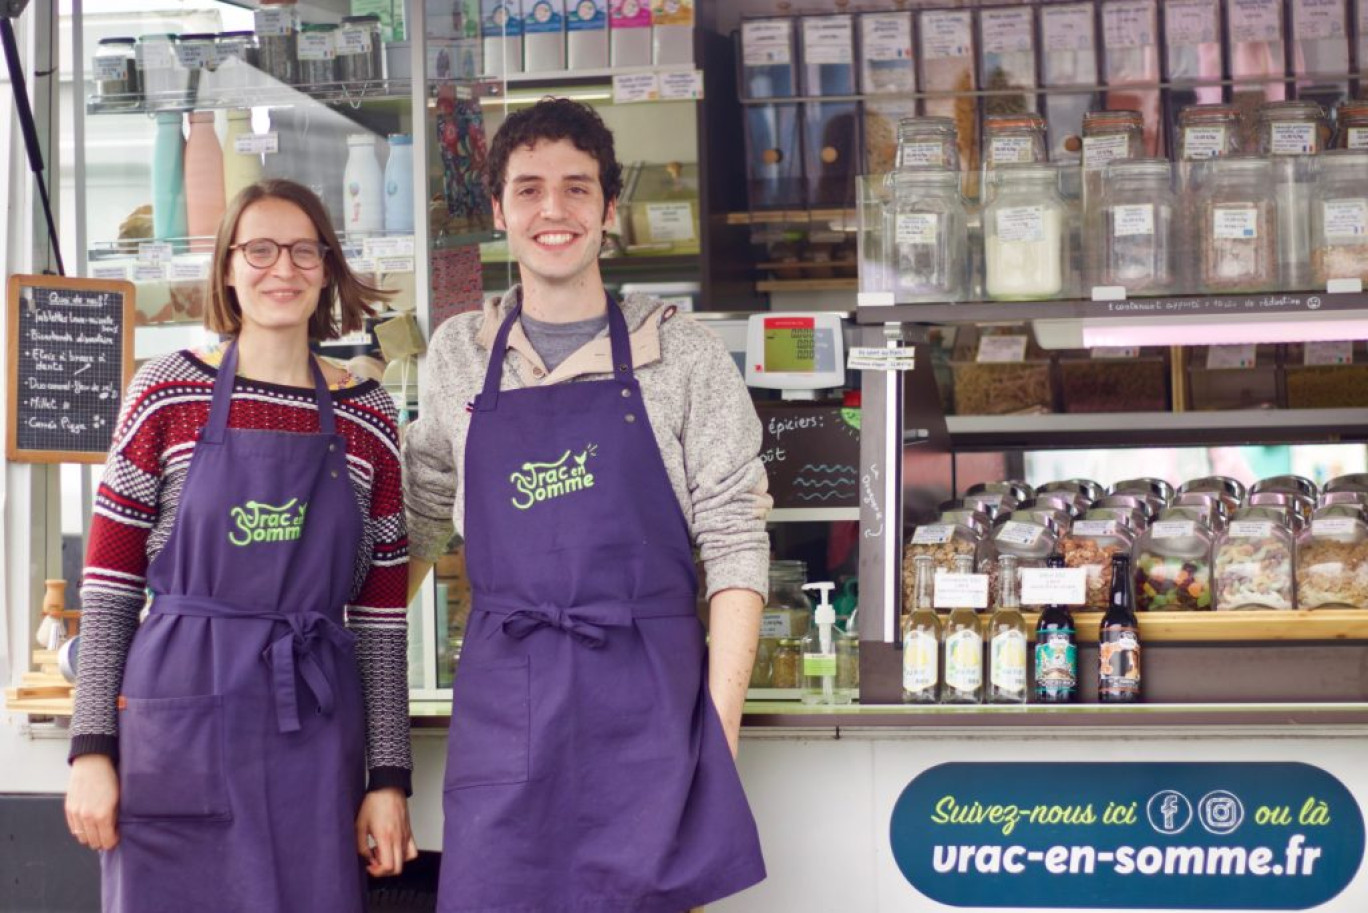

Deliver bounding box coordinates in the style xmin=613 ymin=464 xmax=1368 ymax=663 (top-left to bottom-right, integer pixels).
xmin=1035 ymin=554 xmax=1079 ymax=703
xmin=383 ymin=134 xmax=414 ymax=232
xmin=801 ymin=581 xmax=853 ymax=705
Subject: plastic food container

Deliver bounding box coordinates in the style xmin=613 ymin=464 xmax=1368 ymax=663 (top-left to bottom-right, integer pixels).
xmin=1296 ymin=506 xmax=1368 ymax=609
xmin=1187 ymin=345 xmax=1281 ymax=411
xmin=1214 ymin=508 xmax=1296 ymax=610
xmin=1134 ymin=507 xmax=1215 ymax=611
xmin=1284 ymin=342 xmax=1368 ymax=409
xmin=951 ymin=361 xmax=1055 ymax=415
xmin=1058 ymin=354 xmax=1169 ymax=413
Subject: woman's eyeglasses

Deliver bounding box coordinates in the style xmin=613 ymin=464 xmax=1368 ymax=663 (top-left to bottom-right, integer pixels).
xmin=230 ymin=239 xmax=328 ymax=270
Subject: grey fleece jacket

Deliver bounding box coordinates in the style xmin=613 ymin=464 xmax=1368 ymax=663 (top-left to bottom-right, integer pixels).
xmin=403 ymin=288 xmax=772 ymax=600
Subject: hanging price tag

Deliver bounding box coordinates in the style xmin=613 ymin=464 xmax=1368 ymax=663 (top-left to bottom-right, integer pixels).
xmin=933 ymin=572 xmax=990 ymax=609
xmin=612 ymin=72 xmax=659 ymax=103
xmin=235 ymin=133 xmax=280 ymax=155
xmin=659 ymin=70 xmax=704 ymax=99
xmin=169 ymin=259 xmax=210 ymax=281
xmin=1304 ymin=341 xmax=1354 ymax=365
xmin=1206 ymin=344 xmax=1257 ymax=369
xmin=847 ymin=347 xmax=917 ymax=372
xmin=137 ymin=242 xmax=174 ymax=264
xmin=977 ymin=335 xmax=1029 ymax=363
xmin=1020 ymin=568 xmax=1088 ymax=606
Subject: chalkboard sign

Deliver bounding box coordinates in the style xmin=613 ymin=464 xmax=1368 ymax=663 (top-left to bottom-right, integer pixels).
xmin=756 ymin=401 xmax=860 ymax=509
xmin=7 ymin=275 xmax=135 ymax=464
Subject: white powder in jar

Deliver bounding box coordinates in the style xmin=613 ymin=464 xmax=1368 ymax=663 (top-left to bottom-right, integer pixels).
xmin=985 ymin=205 xmax=1065 ymax=298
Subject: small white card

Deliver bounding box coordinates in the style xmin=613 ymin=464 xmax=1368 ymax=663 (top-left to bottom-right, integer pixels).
xmin=934 ymin=571 xmax=990 ymax=609
xmin=234 ymin=133 xmax=280 ymax=155
xmin=89 ymin=264 xmax=130 ymax=280
xmin=376 ymin=256 xmax=416 ymax=274
xmin=996 ymin=520 xmax=1043 ymax=546
xmin=1206 ymin=344 xmax=1257 ymax=369
xmin=659 ymin=69 xmax=704 ymax=100
xmin=1020 ymin=567 xmax=1088 ymax=606
xmin=364 ymin=235 xmax=417 ymax=258
xmin=132 ymin=262 xmax=168 ymax=281
xmin=1229 ymin=520 xmax=1275 ymax=538
xmin=169 ymin=259 xmax=210 ymax=281
xmin=976 ymin=335 xmax=1029 ymax=363
xmin=911 ymin=524 xmax=954 ymax=545
xmin=137 ymin=242 xmax=173 ymax=264
xmin=1151 ymin=520 xmax=1198 ymax=539
xmin=613 ymin=72 xmax=660 ymax=103
xmin=847 ymin=347 xmax=917 ymax=372
xmin=1092 ymin=346 xmax=1140 ymax=359
xmin=1305 ymin=341 xmax=1354 ymax=365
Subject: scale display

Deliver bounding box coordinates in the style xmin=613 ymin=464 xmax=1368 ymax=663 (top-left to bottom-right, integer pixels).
xmin=745 ymin=313 xmax=845 ymax=393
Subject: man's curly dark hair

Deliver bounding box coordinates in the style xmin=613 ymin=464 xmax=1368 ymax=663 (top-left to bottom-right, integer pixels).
xmin=486 ymin=97 xmax=624 ymax=214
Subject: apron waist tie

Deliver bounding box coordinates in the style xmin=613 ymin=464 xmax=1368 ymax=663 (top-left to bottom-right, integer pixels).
xmin=149 ymin=595 xmax=355 ymax=734
xmin=474 ymin=594 xmax=697 ymax=649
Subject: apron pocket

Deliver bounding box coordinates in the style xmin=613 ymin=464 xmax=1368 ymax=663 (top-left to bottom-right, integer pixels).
xmin=445 ymin=657 xmax=530 ymax=790
xmin=119 ymin=694 xmax=232 ymax=821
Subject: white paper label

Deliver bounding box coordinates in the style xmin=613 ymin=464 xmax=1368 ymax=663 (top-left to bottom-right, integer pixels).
xmin=996 ymin=520 xmax=1043 ymax=546
xmin=1112 ymin=204 xmax=1155 ymax=237
xmin=977 ymin=334 xmax=1029 ymax=363
xmin=90 ymin=264 xmax=130 ymax=280
xmin=1072 ymin=520 xmax=1119 ymax=537
xmin=1213 ymin=207 xmax=1260 ymax=240
xmin=135 ymin=40 xmax=176 ymax=69
xmin=1230 ymin=0 xmax=1283 ymax=42
xmin=934 ymin=571 xmax=990 ymax=609
xmin=94 ymin=55 xmax=128 ymax=80
xmin=1323 ymin=199 xmax=1368 ymax=238
xmin=1151 ymin=520 xmax=1198 ymax=539
xmin=742 ymin=20 xmax=792 ymax=66
xmin=903 ymin=629 xmax=939 ymax=692
xmin=847 ymin=347 xmax=918 ymax=372
xmin=900 ymin=142 xmax=945 ymax=167
xmin=612 ymin=72 xmax=659 ymax=103
xmin=988 ymin=135 xmax=1037 ymax=165
xmin=1207 ymin=343 xmax=1258 ymax=368
xmin=981 ymin=8 xmax=1033 ymax=54
xmin=645 ymin=202 xmax=695 ymax=242
xmin=132 ymin=263 xmax=168 ymax=281
xmin=802 ymin=16 xmax=853 ymax=65
xmin=338 ymin=25 xmax=373 ymax=54
xmin=137 ymin=241 xmax=173 ymax=264
xmin=1183 ymin=125 xmax=1228 ymax=159
xmin=169 ymin=259 xmax=210 ymax=281
xmin=659 ymin=70 xmax=704 ymax=100
xmin=1313 ymin=516 xmax=1359 ymax=536
xmin=1229 ymin=520 xmax=1276 ymax=538
xmin=1348 ymin=127 xmax=1368 ymax=149
xmin=1166 ymin=1 xmax=1218 ymax=45
xmin=348 ymin=257 xmax=376 ymax=275
xmin=995 ymin=206 xmax=1046 ymax=243
xmin=911 ymin=524 xmax=954 ymax=545
xmin=174 ymin=42 xmax=216 ymax=69
xmin=255 ymin=7 xmax=295 ymax=37
xmin=896 ymin=213 xmax=940 ymax=245
xmin=298 ymin=32 xmax=337 ymax=60
xmin=235 ymin=132 xmax=280 ymax=155
xmin=1271 ymin=122 xmax=1317 ymax=155
xmin=921 ymin=10 xmax=972 ymax=60
xmin=1083 ymin=133 xmax=1132 ymax=171
xmin=1092 ymin=346 xmax=1140 ymax=359
xmin=863 ymin=13 xmax=912 ymax=62
xmin=760 ymin=611 xmax=795 ymax=638
xmin=1043 ymin=5 xmax=1095 ymax=52
xmin=364 ymin=236 xmax=417 ymax=258
xmin=1294 ymin=0 xmax=1345 ymax=40
xmin=1020 ymin=568 xmax=1088 ymax=606
xmin=1103 ymin=0 xmax=1156 ymax=49
xmin=1305 ymin=340 xmax=1355 ymax=365
xmin=376 ymin=256 xmax=415 ymax=274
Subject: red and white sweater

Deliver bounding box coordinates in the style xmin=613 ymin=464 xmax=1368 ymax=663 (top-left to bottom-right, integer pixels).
xmin=70 ymin=348 xmax=412 ymax=792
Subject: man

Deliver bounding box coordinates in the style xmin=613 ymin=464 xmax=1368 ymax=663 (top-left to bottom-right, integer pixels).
xmin=404 ymin=97 xmax=770 ymax=911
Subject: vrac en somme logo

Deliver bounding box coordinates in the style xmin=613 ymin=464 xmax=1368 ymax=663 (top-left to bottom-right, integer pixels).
xmin=228 ymin=498 xmax=308 ymax=547
xmin=510 ymin=444 xmax=598 ymax=510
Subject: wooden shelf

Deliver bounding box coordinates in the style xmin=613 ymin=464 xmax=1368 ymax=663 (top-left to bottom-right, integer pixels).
xmin=726 ymin=209 xmax=858 ymax=226
xmin=757 ymin=278 xmax=858 ymax=293
xmin=1004 ymin=610 xmax=1368 ymax=643
xmin=942 ymin=410 xmax=1368 ymax=448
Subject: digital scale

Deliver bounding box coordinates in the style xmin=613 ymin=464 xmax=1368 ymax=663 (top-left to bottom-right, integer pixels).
xmin=743 ymin=312 xmax=845 ymax=399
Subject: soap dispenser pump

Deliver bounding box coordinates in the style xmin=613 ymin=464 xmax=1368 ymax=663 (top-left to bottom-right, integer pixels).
xmin=800 ymin=582 xmax=852 ymax=705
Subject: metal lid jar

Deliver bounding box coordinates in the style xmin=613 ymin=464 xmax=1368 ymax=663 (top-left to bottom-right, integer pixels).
xmin=1311 ymin=149 xmax=1368 ymax=285
xmin=886 ymin=169 xmax=968 ymax=302
xmin=1332 ymin=99 xmax=1368 ymax=150
xmin=982 ymin=113 xmax=1048 ymax=182
xmin=1134 ymin=506 xmax=1215 ymax=611
xmin=1296 ymin=505 xmax=1368 ymax=609
xmin=338 ymin=14 xmax=384 ymax=85
xmin=1061 ymin=514 xmax=1136 ymax=610
xmin=1214 ymin=507 xmax=1296 ymax=610
xmin=298 ymin=23 xmax=339 ymax=88
xmin=1196 ymin=156 xmax=1279 ymax=292
xmin=93 ymin=38 xmax=139 ymax=108
xmin=893 ymin=116 xmax=960 ymax=171
xmin=1177 ymin=103 xmax=1244 ymax=162
xmin=1100 ymin=158 xmax=1177 ymax=293
xmin=255 ymin=0 xmax=299 ymax=85
xmin=983 ymin=163 xmax=1069 ymax=300
xmin=1256 ymin=100 xmax=1328 ymax=156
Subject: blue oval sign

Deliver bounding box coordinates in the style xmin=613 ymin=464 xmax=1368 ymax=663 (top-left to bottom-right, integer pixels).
xmin=890 ymin=762 xmax=1365 ymax=909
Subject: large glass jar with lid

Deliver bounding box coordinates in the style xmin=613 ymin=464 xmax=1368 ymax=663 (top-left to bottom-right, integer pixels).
xmin=1081 ymin=109 xmax=1147 ymax=278
xmin=754 ymin=560 xmax=812 ymax=687
xmin=893 ymin=116 xmax=960 ymax=171
xmin=1100 ymin=158 xmax=1177 ymax=293
xmin=885 ymin=170 xmax=968 ymax=301
xmin=93 ymin=38 xmax=139 ymax=109
xmin=255 ymin=0 xmax=299 ymax=85
xmin=1134 ymin=507 xmax=1215 ymax=611
xmin=982 ymin=113 xmax=1048 ymax=196
xmin=1296 ymin=505 xmax=1368 ymax=609
xmin=1311 ymin=150 xmax=1368 ymax=285
xmin=1258 ymin=100 xmax=1326 ymax=287
xmin=983 ymin=163 xmax=1069 ymax=300
xmin=1061 ymin=513 xmax=1136 ymax=610
xmin=1179 ymin=475 xmax=1246 ymax=516
xmin=1177 ymin=104 xmax=1243 ymax=168
xmin=1214 ymin=507 xmax=1296 ymax=610
xmin=990 ymin=516 xmax=1059 ymax=608
xmin=1332 ymin=100 xmax=1368 ymax=150
xmin=902 ymin=520 xmax=984 ymax=614
xmin=1196 ymin=156 xmax=1279 ymax=292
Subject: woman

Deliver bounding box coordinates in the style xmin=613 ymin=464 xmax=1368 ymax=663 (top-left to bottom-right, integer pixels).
xmin=65 ymin=179 xmax=416 ymax=912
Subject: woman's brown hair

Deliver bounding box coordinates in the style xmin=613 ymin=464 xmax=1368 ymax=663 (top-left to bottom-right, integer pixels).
xmin=206 ymin=179 xmax=393 ymax=340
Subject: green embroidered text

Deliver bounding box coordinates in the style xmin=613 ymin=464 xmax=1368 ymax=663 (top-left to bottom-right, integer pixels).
xmin=228 ymin=498 xmax=308 ymax=546
xmin=510 ymin=444 xmax=597 ymax=510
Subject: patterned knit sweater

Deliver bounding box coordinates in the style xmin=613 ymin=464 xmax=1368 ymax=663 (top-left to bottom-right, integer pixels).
xmin=69 ymin=349 xmax=412 ymax=792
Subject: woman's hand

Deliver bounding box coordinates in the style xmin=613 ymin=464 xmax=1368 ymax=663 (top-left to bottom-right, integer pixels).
xmin=356 ymin=787 xmax=419 ymax=877
xmin=66 ymin=755 xmax=120 ymax=851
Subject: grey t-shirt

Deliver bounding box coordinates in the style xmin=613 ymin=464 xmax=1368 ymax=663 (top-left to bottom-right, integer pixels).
xmin=520 ymin=312 xmax=609 ymax=374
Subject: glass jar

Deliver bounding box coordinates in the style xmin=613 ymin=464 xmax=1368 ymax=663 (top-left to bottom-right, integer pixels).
xmin=1197 ymin=156 xmax=1279 ymax=293
xmin=1134 ymin=507 xmax=1215 ymax=611
xmin=1257 ymin=100 xmax=1328 ymax=157
xmin=770 ymin=638 xmax=804 ymax=689
xmin=338 ymin=14 xmax=384 ymax=85
xmin=1101 ymin=158 xmax=1177 ymax=293
xmin=893 ymin=116 xmax=960 ymax=171
xmin=1061 ymin=515 xmax=1136 ymax=610
xmin=214 ymin=32 xmax=260 ymax=93
xmin=1259 ymin=100 xmax=1326 ymax=287
xmin=1332 ymin=100 xmax=1368 ymax=150
xmin=93 ymin=38 xmax=139 ymax=108
xmin=1296 ymin=505 xmax=1368 ymax=609
xmin=902 ymin=520 xmax=982 ymax=589
xmin=298 ymin=23 xmax=339 ymax=87
xmin=984 ymin=164 xmax=1069 ymax=300
xmin=1177 ymin=103 xmax=1243 ymax=165
xmin=1310 ymin=150 xmax=1368 ymax=286
xmin=982 ymin=113 xmax=1048 ymax=190
xmin=1251 ymin=474 xmax=1319 ymax=501
xmin=886 ymin=169 xmax=968 ymax=302
xmin=1214 ymin=507 xmax=1296 ymax=610
xmin=255 ymin=0 xmax=299 ymax=85
xmin=136 ymin=34 xmax=183 ymax=108
xmin=990 ymin=517 xmax=1059 ymax=608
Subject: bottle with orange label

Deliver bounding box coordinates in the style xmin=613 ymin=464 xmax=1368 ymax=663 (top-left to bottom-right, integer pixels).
xmin=1099 ymin=552 xmax=1142 ymax=703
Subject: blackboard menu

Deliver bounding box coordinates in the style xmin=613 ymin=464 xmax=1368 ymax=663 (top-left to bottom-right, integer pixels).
xmin=7 ymin=275 xmax=135 ymax=464
xmin=756 ymin=401 xmax=860 ymax=509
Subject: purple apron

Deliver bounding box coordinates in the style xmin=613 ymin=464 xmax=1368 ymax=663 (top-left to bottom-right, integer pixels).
xmin=102 ymin=342 xmax=367 ymax=913
xmin=438 ymin=299 xmax=766 ymax=912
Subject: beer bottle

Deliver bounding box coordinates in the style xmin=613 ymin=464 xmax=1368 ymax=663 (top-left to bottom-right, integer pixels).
xmin=1099 ymin=552 xmax=1142 ymax=703
xmin=1034 ymin=554 xmax=1078 ymax=703
xmin=942 ymin=553 xmax=983 ymax=704
xmin=988 ymin=554 xmax=1028 ymax=704
xmin=902 ymin=554 xmax=941 ymax=704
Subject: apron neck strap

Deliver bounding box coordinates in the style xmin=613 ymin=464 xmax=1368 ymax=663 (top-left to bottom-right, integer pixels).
xmin=205 ymin=340 xmax=337 ymax=442
xmin=476 ymin=293 xmax=633 ymax=413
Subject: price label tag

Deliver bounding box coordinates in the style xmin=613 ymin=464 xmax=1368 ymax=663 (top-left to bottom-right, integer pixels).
xmin=659 ymin=69 xmax=704 ymax=99
xmin=1072 ymin=520 xmax=1119 ymax=537
xmin=255 ymin=7 xmax=296 ymax=36
xmin=1313 ymin=516 xmax=1359 ymax=536
xmin=1206 ymin=344 xmax=1257 ymax=369
xmin=338 ymin=25 xmax=373 ymax=54
xmin=921 ymin=10 xmax=972 ymax=59
xmin=89 ymin=264 xmax=130 ymax=281
xmin=645 ymin=202 xmax=695 ymax=242
xmin=900 ymin=142 xmax=946 ymax=167
xmin=1020 ymin=568 xmax=1088 ymax=606
xmin=1294 ymin=0 xmax=1345 ymax=40
xmin=1103 ymin=0 xmax=1156 ymax=49
xmin=1212 ymin=208 xmax=1260 ymax=240
xmin=896 ymin=213 xmax=939 ymax=245
xmin=175 ymin=42 xmax=216 ymax=69
xmin=933 ymin=571 xmax=990 ymax=609
xmin=1322 ymin=199 xmax=1368 ymax=238
xmin=1271 ymin=122 xmax=1317 ymax=155
xmin=847 ymin=347 xmax=917 ymax=372
xmin=1347 ymin=127 xmax=1368 ymax=149
xmin=1092 ymin=346 xmax=1140 ymax=359
xmin=1183 ymin=125 xmax=1228 ymax=159
xmin=1112 ymin=204 xmax=1155 ymax=237
xmin=1166 ymin=0 xmax=1218 ymax=45
xmin=911 ymin=524 xmax=954 ymax=545
xmin=1305 ymin=341 xmax=1354 ymax=365
xmin=988 ymin=135 xmax=1037 ymax=166
xmin=169 ymin=259 xmax=210 ymax=281
xmin=612 ymin=72 xmax=659 ymax=103
xmin=863 ymin=13 xmax=912 ymax=61
xmin=137 ymin=242 xmax=174 ymax=264
xmin=1230 ymin=0 xmax=1283 ymax=42
xmin=977 ymin=335 xmax=1029 ymax=363
xmin=376 ymin=256 xmax=415 ymax=273
xmin=742 ymin=20 xmax=792 ymax=66
xmin=995 ymin=206 xmax=1046 ymax=243
xmin=235 ymin=133 xmax=280 ymax=155
xmin=94 ymin=55 xmax=128 ymax=80
xmin=802 ymin=16 xmax=854 ymax=65
xmin=1083 ymin=133 xmax=1132 ymax=171
xmin=1229 ymin=520 xmax=1276 ymax=538
xmin=981 ymin=8 xmax=1033 ymax=54
xmin=348 ymin=257 xmax=377 ymax=275
xmin=996 ymin=520 xmax=1043 ymax=546
xmin=1151 ymin=520 xmax=1198 ymax=539
xmin=132 ymin=262 xmax=169 ymax=281
xmin=298 ymin=32 xmax=337 ymax=61
xmin=364 ymin=236 xmax=417 ymax=258
xmin=760 ymin=611 xmax=796 ymax=638
xmin=1043 ymin=4 xmax=1095 ymax=52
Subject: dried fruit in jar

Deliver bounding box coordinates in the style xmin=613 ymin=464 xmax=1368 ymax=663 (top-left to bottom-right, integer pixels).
xmin=1296 ymin=538 xmax=1368 ymax=608
xmin=1135 ymin=552 xmax=1213 ymax=611
xmin=1061 ymin=535 xmax=1125 ymax=609
xmin=1214 ymin=539 xmax=1294 ymax=610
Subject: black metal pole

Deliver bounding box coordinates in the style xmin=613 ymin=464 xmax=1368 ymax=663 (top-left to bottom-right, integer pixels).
xmin=1 ymin=16 xmax=65 ymax=276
